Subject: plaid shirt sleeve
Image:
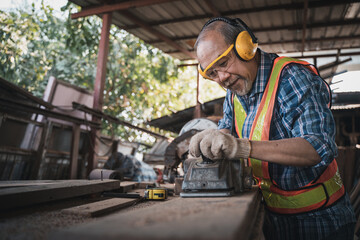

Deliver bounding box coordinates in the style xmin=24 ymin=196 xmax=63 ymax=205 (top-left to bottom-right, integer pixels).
xmin=217 ymin=89 xmax=233 ymax=131
xmin=276 ymin=63 xmax=337 ymax=167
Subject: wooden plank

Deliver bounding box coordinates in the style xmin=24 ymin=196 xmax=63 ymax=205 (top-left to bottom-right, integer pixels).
xmin=128 ymin=188 xmax=146 ymax=197
xmin=50 ymin=187 xmax=263 ymax=240
xmin=0 ymin=180 xmax=68 ymax=188
xmin=160 ymin=183 xmax=175 ymax=190
xmin=61 ymin=198 xmax=138 ymax=217
xmin=0 ymin=180 xmax=120 ymax=210
xmin=120 ymin=181 xmax=139 ymax=193
xmin=138 ymin=181 xmax=156 ymax=189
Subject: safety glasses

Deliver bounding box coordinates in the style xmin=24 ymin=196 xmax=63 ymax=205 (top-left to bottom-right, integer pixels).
xmin=198 ymin=44 xmax=234 ymax=80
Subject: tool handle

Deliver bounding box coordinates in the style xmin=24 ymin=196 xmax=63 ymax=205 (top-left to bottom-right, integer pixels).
xmin=201 ymin=154 xmax=214 ymax=164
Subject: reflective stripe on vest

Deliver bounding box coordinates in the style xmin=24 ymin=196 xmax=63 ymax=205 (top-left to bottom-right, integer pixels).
xmin=233 ymin=57 xmax=344 ymax=214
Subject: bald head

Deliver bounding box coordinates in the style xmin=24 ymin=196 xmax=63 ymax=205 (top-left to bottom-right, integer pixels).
xmin=195 ymin=19 xmax=259 ymax=96
xmin=194 ymin=20 xmax=241 ymax=54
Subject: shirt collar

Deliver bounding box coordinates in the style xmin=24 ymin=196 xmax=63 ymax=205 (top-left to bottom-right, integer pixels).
xmin=248 ymin=49 xmax=278 ymax=97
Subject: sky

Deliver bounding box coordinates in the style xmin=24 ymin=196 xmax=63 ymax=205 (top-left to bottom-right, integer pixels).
xmin=1 ymin=0 xmax=360 ymax=93
xmin=0 ymin=0 xmax=68 ymax=10
xmin=0 ymin=0 xmax=68 ymax=17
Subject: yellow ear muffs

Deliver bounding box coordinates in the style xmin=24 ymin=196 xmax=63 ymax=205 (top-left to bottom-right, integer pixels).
xmin=235 ymin=31 xmax=259 ymax=61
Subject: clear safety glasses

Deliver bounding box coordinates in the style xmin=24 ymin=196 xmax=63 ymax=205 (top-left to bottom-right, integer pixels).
xmin=198 ymin=44 xmax=234 ymax=81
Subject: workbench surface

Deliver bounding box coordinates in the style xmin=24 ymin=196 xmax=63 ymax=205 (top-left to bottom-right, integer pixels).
xmin=50 ymin=187 xmax=263 ymax=240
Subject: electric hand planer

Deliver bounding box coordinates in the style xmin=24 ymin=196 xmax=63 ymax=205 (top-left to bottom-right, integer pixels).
xmin=180 ymin=155 xmax=253 ymax=198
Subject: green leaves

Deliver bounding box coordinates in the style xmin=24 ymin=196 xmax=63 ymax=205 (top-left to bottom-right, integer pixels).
xmin=0 ymin=2 xmax=214 ymax=144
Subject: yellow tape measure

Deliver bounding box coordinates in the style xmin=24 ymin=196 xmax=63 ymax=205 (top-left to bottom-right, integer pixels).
xmin=144 ymin=187 xmax=167 ymax=200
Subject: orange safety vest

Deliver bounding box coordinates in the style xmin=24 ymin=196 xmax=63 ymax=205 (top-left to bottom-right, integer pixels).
xmin=233 ymin=57 xmax=345 ymax=214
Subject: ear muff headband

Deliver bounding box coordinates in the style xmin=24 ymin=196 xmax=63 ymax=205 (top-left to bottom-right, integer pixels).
xmin=202 ymin=17 xmax=258 ymax=61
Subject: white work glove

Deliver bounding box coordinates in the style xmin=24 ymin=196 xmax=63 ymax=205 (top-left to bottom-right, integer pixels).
xmin=189 ymin=129 xmax=251 ymax=160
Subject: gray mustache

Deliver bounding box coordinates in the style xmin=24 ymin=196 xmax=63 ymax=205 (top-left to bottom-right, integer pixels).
xmin=223 ymin=76 xmax=246 ymax=88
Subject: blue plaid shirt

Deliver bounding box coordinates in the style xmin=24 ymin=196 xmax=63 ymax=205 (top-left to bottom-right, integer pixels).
xmin=218 ymin=49 xmax=356 ymax=239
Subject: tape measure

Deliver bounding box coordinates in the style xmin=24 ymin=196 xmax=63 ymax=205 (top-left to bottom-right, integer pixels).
xmin=144 ymin=187 xmax=167 ymax=200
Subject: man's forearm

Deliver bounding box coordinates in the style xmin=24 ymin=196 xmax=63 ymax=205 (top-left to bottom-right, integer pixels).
xmin=250 ymin=137 xmax=321 ymax=167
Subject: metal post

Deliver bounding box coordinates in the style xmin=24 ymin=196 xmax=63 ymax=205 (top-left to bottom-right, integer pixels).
xmin=194 ymin=68 xmax=202 ymax=118
xmin=301 ymin=0 xmax=309 ymax=53
xmin=88 ymin=13 xmax=112 ymax=176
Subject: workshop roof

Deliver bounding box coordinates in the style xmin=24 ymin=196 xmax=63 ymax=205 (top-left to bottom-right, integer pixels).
xmin=68 ymin=0 xmax=360 ymax=61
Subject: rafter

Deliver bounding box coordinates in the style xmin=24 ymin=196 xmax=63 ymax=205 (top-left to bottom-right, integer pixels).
xmin=163 ymin=34 xmax=360 ymax=54
xmin=204 ymin=0 xmax=221 ymax=17
xmin=71 ymin=0 xmax=180 ymax=19
xmin=318 ymin=58 xmax=352 ymax=71
xmin=260 ymin=35 xmax=360 ymax=46
xmin=145 ymin=19 xmax=360 ymax=44
xmin=171 ymin=51 xmax=360 ymax=63
xmin=120 ymin=10 xmax=195 ymax=59
xmin=121 ymin=0 xmax=359 ymax=30
xmin=290 ymin=51 xmax=360 ymax=59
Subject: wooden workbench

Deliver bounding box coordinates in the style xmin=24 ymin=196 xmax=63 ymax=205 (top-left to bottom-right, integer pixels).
xmin=50 ymin=187 xmax=264 ymax=240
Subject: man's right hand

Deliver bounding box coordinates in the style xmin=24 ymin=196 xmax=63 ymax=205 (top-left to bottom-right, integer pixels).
xmin=188 ymin=128 xmax=251 ymax=160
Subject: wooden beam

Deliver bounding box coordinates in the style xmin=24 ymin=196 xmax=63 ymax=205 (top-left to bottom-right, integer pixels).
xmin=88 ymin=13 xmax=112 ymax=176
xmin=71 ymin=0 xmax=180 ymax=19
xmin=120 ymin=10 xmax=195 ymax=59
xmin=0 ymin=97 xmax=100 ymax=129
xmin=0 ymin=180 xmax=120 ymax=210
xmin=119 ymin=181 xmax=140 ymax=193
xmin=30 ymin=121 xmax=52 ymax=180
xmin=69 ymin=124 xmax=80 ymax=179
xmin=61 ymin=198 xmax=138 ymax=217
xmin=72 ymin=102 xmax=169 ymax=140
xmin=0 ymin=77 xmax=54 ymax=109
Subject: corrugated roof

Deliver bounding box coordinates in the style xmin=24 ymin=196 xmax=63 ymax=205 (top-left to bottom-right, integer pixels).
xmin=67 ymin=0 xmax=360 ymax=132
xmin=68 ymin=0 xmax=360 ymax=61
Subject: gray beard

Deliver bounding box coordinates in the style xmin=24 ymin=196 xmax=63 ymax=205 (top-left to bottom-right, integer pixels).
xmin=233 ymin=78 xmax=251 ymax=96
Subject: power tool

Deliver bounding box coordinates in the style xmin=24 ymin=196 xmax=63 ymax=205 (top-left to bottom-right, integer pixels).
xmin=180 ymin=155 xmax=253 ymax=197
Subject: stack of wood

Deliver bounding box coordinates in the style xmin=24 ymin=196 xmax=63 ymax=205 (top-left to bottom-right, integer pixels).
xmin=0 ymin=180 xmax=156 ymax=216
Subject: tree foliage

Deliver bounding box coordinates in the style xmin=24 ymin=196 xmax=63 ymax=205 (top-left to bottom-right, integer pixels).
xmin=0 ymin=1 xmax=224 ymax=144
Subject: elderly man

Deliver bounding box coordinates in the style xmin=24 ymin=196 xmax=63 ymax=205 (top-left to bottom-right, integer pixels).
xmin=189 ymin=17 xmax=356 ymax=240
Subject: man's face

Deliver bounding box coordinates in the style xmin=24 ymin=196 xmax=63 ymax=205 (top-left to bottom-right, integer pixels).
xmin=197 ymin=31 xmax=258 ymax=96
